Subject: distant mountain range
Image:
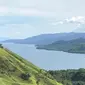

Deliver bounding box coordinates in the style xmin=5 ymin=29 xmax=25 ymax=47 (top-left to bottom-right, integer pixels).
xmin=0 ymin=37 xmax=9 ymax=41
xmin=3 ymin=32 xmax=85 ymax=45
xmin=3 ymin=16 xmax=85 ymax=45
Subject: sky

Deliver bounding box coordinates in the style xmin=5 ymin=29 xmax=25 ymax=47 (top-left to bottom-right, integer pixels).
xmin=0 ymin=0 xmax=85 ymax=38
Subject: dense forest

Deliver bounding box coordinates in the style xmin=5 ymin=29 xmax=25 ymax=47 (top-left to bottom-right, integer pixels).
xmin=48 ymin=68 xmax=85 ymax=85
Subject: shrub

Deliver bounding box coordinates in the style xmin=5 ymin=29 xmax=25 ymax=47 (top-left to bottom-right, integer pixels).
xmin=20 ymin=73 xmax=31 ymax=80
xmin=0 ymin=44 xmax=3 ymax=48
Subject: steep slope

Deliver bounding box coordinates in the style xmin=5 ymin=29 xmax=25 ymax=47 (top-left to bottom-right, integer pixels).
xmin=0 ymin=46 xmax=62 ymax=85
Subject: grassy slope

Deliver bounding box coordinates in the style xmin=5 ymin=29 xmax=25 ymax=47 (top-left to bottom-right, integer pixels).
xmin=0 ymin=48 xmax=62 ymax=85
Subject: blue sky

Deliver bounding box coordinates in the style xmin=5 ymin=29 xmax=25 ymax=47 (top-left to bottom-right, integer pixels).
xmin=0 ymin=0 xmax=85 ymax=38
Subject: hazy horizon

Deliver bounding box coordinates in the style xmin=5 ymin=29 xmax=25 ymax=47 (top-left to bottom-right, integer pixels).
xmin=0 ymin=0 xmax=85 ymax=38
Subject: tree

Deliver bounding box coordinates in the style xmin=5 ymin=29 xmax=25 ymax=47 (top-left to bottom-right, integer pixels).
xmin=20 ymin=73 xmax=30 ymax=80
xmin=0 ymin=44 xmax=3 ymax=48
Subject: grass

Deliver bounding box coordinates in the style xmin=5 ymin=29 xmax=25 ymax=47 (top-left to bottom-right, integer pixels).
xmin=0 ymin=47 xmax=63 ymax=85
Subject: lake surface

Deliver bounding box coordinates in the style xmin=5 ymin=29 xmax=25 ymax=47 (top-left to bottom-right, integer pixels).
xmin=3 ymin=43 xmax=85 ymax=70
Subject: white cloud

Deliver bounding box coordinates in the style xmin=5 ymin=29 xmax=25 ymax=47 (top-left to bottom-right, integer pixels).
xmin=58 ymin=21 xmax=64 ymax=24
xmin=0 ymin=0 xmax=85 ymax=18
xmin=66 ymin=16 xmax=85 ymax=23
xmin=15 ymin=32 xmax=21 ymax=35
xmin=0 ymin=6 xmax=9 ymax=15
xmin=51 ymin=21 xmax=64 ymax=25
xmin=14 ymin=8 xmax=53 ymax=16
xmin=52 ymin=16 xmax=85 ymax=26
xmin=0 ymin=6 xmax=55 ymax=17
xmin=77 ymin=24 xmax=81 ymax=27
xmin=0 ymin=0 xmax=59 ymax=17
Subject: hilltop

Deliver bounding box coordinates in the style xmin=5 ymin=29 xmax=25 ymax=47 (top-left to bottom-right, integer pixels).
xmin=0 ymin=44 xmax=62 ymax=85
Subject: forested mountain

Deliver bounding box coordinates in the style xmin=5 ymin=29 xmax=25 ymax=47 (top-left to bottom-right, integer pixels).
xmin=36 ymin=38 xmax=85 ymax=54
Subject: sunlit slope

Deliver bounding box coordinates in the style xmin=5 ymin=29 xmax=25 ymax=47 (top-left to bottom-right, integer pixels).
xmin=0 ymin=47 xmax=62 ymax=85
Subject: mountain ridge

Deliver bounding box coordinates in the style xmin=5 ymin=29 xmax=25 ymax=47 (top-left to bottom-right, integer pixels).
xmin=3 ymin=32 xmax=85 ymax=45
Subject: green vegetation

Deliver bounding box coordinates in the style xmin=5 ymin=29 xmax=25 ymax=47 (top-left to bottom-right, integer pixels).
xmin=1 ymin=44 xmax=85 ymax=85
xmin=48 ymin=68 xmax=85 ymax=85
xmin=0 ymin=44 xmax=3 ymax=48
xmin=0 ymin=45 xmax=62 ymax=85
xmin=36 ymin=38 xmax=85 ymax=54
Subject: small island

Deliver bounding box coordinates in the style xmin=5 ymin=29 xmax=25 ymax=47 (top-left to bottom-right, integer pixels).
xmin=36 ymin=38 xmax=85 ymax=54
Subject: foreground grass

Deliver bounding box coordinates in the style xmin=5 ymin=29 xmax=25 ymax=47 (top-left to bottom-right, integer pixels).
xmin=0 ymin=47 xmax=62 ymax=85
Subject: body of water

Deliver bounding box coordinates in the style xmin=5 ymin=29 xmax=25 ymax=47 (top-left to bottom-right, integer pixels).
xmin=3 ymin=43 xmax=85 ymax=70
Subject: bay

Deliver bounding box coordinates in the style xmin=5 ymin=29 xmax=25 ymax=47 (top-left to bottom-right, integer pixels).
xmin=3 ymin=43 xmax=85 ymax=70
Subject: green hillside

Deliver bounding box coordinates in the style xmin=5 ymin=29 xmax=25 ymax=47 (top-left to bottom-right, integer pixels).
xmin=0 ymin=45 xmax=62 ymax=85
xmin=36 ymin=38 xmax=85 ymax=54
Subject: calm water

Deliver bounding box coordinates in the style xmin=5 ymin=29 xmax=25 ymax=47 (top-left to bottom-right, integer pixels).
xmin=3 ymin=43 xmax=85 ymax=70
